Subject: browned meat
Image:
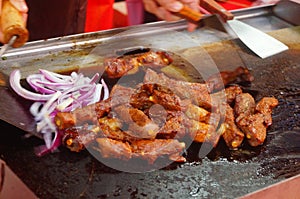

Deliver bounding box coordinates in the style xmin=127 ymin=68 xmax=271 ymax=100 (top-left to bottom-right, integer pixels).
xmin=206 ymin=66 xmax=254 ymax=92
xmin=130 ymin=83 xmax=182 ymax=111
xmin=210 ymin=85 xmax=243 ymax=107
xmin=225 ymin=86 xmax=243 ymax=104
xmin=235 ymin=97 xmax=278 ymax=147
xmin=234 ymin=93 xmax=256 ymax=116
xmin=98 ymin=116 xmax=138 ymax=142
xmin=55 ymin=98 xmax=111 ymax=130
xmin=130 ymin=86 xmax=154 ymax=110
xmin=186 ymin=114 xmax=221 ymax=147
xmin=55 ymin=85 xmax=135 ymax=130
xmin=236 ymin=113 xmax=266 ymax=147
xmin=95 ymin=138 xmax=132 ymax=160
xmin=221 ymin=104 xmax=244 ymax=149
xmin=62 ymin=125 xmax=100 ymax=152
xmin=144 ymin=69 xmax=212 ymax=109
xmin=130 ymin=139 xmax=186 ymax=164
xmin=185 ymin=103 xmax=211 ymax=123
xmin=104 ymin=51 xmax=173 ymax=78
xmin=113 ymin=105 xmax=159 ymax=139
xmin=95 ymin=138 xmax=185 ymax=164
xmin=156 ymin=114 xmax=186 ymax=139
xmin=256 ymin=97 xmax=279 ymax=126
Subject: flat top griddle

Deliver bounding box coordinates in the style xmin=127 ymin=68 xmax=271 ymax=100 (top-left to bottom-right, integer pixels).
xmin=0 ymin=2 xmax=300 ymax=198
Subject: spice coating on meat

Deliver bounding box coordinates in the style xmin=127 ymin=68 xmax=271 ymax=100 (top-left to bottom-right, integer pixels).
xmin=222 ymin=104 xmax=245 ymax=149
xmin=234 ymin=93 xmax=256 ymax=116
xmin=256 ymin=97 xmax=279 ymax=126
xmin=62 ymin=126 xmax=99 ymax=152
xmin=144 ymin=69 xmax=212 ymax=109
xmin=95 ymin=138 xmax=132 ymax=160
xmin=114 ymin=105 xmax=159 ymax=139
xmin=95 ymin=138 xmax=186 ymax=164
xmin=104 ymin=51 xmax=173 ymax=78
xmin=206 ymin=66 xmax=254 ymax=92
xmin=235 ymin=96 xmax=278 ymax=147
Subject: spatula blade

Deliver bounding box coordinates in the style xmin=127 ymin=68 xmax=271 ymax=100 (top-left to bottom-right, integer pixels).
xmin=227 ymin=19 xmax=289 ymax=59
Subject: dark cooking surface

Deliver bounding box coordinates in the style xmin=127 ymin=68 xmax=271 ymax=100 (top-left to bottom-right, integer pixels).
xmin=1 ymin=27 xmax=300 ymax=198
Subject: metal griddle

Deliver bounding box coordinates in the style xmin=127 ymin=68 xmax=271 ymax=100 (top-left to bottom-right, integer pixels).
xmin=0 ymin=1 xmax=300 ymax=198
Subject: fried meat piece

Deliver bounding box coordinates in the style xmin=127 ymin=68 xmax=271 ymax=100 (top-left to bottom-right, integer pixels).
xmin=156 ymin=114 xmax=186 ymax=139
xmin=96 ymin=138 xmax=132 ymax=160
xmin=55 ymin=99 xmax=111 ymax=130
xmin=186 ymin=113 xmax=221 ymax=147
xmin=104 ymin=51 xmax=173 ymax=78
xmin=144 ymin=69 xmax=212 ymax=109
xmin=236 ymin=113 xmax=266 ymax=147
xmin=130 ymin=83 xmax=182 ymax=111
xmin=221 ymin=104 xmax=244 ymax=149
xmin=95 ymin=138 xmax=186 ymax=164
xmin=234 ymin=93 xmax=256 ymax=116
xmin=113 ymin=105 xmax=159 ymax=139
xmin=62 ymin=126 xmax=100 ymax=152
xmin=185 ymin=103 xmax=211 ymax=123
xmin=55 ymin=85 xmax=134 ymax=130
xmin=130 ymin=139 xmax=186 ymax=164
xmin=235 ymin=96 xmax=278 ymax=147
xmin=98 ymin=116 xmax=139 ymax=142
xmin=225 ymin=85 xmax=243 ymax=104
xmin=211 ymin=85 xmax=243 ymax=106
xmin=256 ymin=97 xmax=278 ymax=126
xmin=206 ymin=66 xmax=254 ymax=92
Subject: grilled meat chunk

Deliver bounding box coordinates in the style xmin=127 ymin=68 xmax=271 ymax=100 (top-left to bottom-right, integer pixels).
xmin=236 ymin=113 xmax=266 ymax=147
xmin=186 ymin=113 xmax=221 ymax=147
xmin=225 ymin=85 xmax=243 ymax=104
xmin=55 ymin=85 xmax=134 ymax=130
xmin=98 ymin=116 xmax=139 ymax=142
xmin=156 ymin=113 xmax=186 ymax=139
xmin=235 ymin=96 xmax=278 ymax=147
xmin=206 ymin=66 xmax=254 ymax=92
xmin=256 ymin=97 xmax=278 ymax=126
xmin=185 ymin=103 xmax=211 ymax=123
xmin=95 ymin=138 xmax=132 ymax=160
xmin=130 ymin=83 xmax=183 ymax=111
xmin=62 ymin=126 xmax=100 ymax=152
xmin=221 ymin=104 xmax=244 ymax=149
xmin=234 ymin=93 xmax=256 ymax=117
xmin=104 ymin=51 xmax=173 ymax=78
xmin=55 ymin=99 xmax=110 ymax=130
xmin=130 ymin=139 xmax=186 ymax=164
xmin=144 ymin=69 xmax=212 ymax=109
xmin=114 ymin=105 xmax=159 ymax=139
xmin=95 ymin=138 xmax=186 ymax=164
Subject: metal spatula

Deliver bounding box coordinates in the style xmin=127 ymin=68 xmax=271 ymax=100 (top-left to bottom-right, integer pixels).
xmin=200 ymin=0 xmax=289 ymax=58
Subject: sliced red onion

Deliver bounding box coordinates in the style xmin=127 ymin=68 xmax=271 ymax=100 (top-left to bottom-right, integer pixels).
xmin=39 ymin=69 xmax=73 ymax=83
xmin=10 ymin=70 xmax=54 ymax=101
xmin=29 ymin=102 xmax=43 ymax=116
xmin=27 ymin=78 xmax=56 ymax=94
xmin=34 ymin=91 xmax=61 ymax=121
xmin=34 ymin=131 xmax=62 ymax=157
xmin=11 ymin=69 xmax=110 ymax=156
xmin=56 ymin=97 xmax=74 ymax=111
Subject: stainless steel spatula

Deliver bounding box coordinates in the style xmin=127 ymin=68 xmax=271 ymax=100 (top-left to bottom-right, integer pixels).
xmin=200 ymin=0 xmax=289 ymax=58
xmin=227 ymin=19 xmax=288 ymax=58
